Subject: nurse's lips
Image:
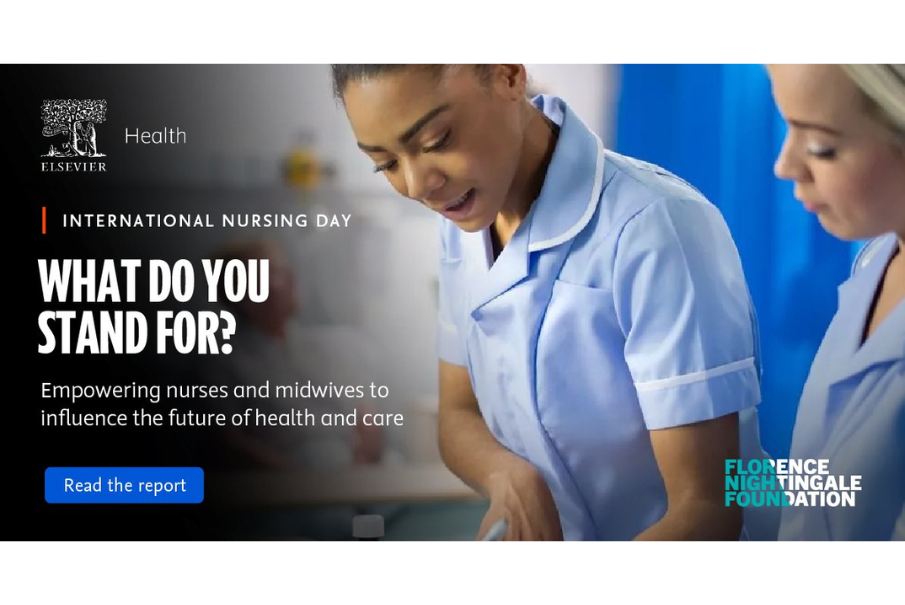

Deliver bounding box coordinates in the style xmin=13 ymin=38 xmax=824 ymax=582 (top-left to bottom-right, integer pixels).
xmin=433 ymin=188 xmax=477 ymax=220
xmin=800 ymin=198 xmax=825 ymax=213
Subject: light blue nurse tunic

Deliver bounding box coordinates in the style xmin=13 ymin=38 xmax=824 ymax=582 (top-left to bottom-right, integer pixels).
xmin=436 ymin=95 xmax=771 ymax=540
xmin=778 ymin=234 xmax=905 ymax=540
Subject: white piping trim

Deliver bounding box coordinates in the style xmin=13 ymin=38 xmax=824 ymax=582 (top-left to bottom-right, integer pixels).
xmin=527 ymin=133 xmax=606 ymax=252
xmin=855 ymin=237 xmax=884 ymax=272
xmin=633 ymin=357 xmax=755 ymax=393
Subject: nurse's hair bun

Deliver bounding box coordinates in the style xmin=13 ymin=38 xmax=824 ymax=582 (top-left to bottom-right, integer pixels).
xmin=841 ymin=64 xmax=905 ymax=139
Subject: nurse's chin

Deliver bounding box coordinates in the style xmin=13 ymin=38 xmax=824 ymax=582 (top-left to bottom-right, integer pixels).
xmin=444 ymin=205 xmax=495 ymax=233
xmin=816 ymin=214 xmax=878 ymax=242
xmin=452 ymin=216 xmax=495 ymax=233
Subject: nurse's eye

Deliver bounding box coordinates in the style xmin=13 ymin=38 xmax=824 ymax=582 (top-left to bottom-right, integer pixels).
xmin=373 ymin=159 xmax=398 ymax=173
xmin=807 ymin=143 xmax=837 ymax=160
xmin=423 ymin=130 xmax=452 ymax=153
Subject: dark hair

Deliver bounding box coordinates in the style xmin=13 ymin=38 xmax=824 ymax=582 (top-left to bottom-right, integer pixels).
xmin=330 ymin=64 xmax=492 ymax=101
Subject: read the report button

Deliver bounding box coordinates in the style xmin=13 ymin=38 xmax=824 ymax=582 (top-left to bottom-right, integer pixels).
xmin=45 ymin=467 xmax=204 ymax=504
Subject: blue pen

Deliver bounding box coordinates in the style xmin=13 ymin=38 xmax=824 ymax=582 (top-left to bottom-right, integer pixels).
xmin=482 ymin=519 xmax=508 ymax=541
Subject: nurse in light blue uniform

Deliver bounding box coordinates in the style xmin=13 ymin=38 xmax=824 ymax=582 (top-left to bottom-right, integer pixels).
xmin=437 ymin=96 xmax=770 ymax=540
xmin=334 ymin=64 xmax=773 ymax=540
xmin=769 ymin=64 xmax=905 ymax=540
xmin=779 ymin=235 xmax=905 ymax=539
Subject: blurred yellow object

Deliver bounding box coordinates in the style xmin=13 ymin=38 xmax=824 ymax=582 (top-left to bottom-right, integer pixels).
xmin=283 ymin=132 xmax=321 ymax=190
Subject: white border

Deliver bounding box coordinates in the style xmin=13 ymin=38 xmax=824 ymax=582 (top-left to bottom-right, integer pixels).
xmin=6 ymin=2 xmax=900 ymax=602
xmin=1 ymin=542 xmax=901 ymax=603
xmin=1 ymin=1 xmax=900 ymax=63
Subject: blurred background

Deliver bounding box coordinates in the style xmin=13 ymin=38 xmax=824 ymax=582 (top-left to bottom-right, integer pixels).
xmin=20 ymin=64 xmax=861 ymax=540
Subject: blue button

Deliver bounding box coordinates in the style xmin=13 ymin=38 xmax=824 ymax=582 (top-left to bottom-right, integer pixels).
xmin=45 ymin=467 xmax=204 ymax=504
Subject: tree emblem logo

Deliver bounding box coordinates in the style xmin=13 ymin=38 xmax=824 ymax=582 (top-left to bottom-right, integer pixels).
xmin=41 ymin=99 xmax=107 ymax=158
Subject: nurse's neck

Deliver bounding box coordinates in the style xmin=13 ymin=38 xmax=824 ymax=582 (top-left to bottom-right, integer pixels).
xmin=492 ymin=103 xmax=559 ymax=252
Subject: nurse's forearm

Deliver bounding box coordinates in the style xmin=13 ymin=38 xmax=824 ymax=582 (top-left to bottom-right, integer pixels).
xmin=639 ymin=415 xmax=744 ymax=540
xmin=633 ymin=498 xmax=742 ymax=540
xmin=438 ymin=406 xmax=531 ymax=498
xmin=438 ymin=361 xmax=534 ymax=497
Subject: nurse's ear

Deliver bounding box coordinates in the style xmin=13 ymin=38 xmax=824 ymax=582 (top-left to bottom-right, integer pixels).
xmin=487 ymin=64 xmax=529 ymax=102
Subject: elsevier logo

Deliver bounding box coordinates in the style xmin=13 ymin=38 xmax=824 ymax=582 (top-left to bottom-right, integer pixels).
xmin=41 ymin=99 xmax=107 ymax=158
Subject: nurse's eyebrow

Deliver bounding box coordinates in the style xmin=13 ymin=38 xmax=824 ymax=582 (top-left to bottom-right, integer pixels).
xmin=788 ymin=119 xmax=843 ymax=137
xmin=356 ymin=104 xmax=452 ymax=152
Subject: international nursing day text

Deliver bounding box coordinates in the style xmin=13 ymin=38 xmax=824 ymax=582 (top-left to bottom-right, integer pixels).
xmin=37 ymin=258 xmax=269 ymax=354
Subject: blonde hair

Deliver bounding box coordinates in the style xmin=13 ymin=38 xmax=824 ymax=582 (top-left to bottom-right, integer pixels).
xmin=841 ymin=64 xmax=905 ymax=138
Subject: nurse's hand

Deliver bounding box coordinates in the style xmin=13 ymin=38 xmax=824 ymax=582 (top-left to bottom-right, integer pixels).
xmin=477 ymin=460 xmax=563 ymax=541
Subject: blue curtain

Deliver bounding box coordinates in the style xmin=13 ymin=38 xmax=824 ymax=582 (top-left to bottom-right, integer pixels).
xmin=613 ymin=64 xmax=858 ymax=457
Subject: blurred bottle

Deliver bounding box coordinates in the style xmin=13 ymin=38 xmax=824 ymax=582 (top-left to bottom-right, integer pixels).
xmin=283 ymin=130 xmax=321 ymax=191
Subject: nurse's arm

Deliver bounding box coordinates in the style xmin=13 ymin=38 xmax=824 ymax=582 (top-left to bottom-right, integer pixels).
xmin=634 ymin=413 xmax=743 ymax=540
xmin=437 ymin=360 xmax=532 ymax=495
xmin=438 ymin=360 xmax=563 ymax=540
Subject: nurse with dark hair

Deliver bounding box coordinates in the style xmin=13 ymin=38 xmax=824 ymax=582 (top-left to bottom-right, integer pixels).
xmin=331 ymin=64 xmax=771 ymax=541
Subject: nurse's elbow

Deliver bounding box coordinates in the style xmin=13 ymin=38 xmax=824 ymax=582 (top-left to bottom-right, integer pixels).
xmin=708 ymin=499 xmax=744 ymax=540
xmin=671 ymin=494 xmax=742 ymax=540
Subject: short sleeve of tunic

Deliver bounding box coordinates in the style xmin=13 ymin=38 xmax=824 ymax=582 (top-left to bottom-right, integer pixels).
xmin=612 ymin=196 xmax=761 ymax=430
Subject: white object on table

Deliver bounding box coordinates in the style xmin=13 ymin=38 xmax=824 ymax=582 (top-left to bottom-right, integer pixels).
xmin=481 ymin=519 xmax=508 ymax=541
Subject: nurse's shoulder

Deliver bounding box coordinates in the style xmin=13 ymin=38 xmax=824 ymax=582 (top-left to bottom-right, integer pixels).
xmin=603 ymin=150 xmax=710 ymax=207
xmin=564 ymin=150 xmax=742 ymax=285
xmin=582 ymin=151 xmax=728 ymax=243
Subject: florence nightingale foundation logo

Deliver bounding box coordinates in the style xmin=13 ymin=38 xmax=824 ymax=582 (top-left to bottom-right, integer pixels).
xmin=40 ymin=99 xmax=108 ymax=172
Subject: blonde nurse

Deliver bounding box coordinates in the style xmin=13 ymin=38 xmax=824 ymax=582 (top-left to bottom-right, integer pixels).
xmin=769 ymin=64 xmax=905 ymax=540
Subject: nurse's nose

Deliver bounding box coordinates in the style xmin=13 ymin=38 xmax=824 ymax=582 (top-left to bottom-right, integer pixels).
xmin=773 ymin=134 xmax=808 ymax=183
xmin=402 ymin=158 xmax=445 ymax=202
